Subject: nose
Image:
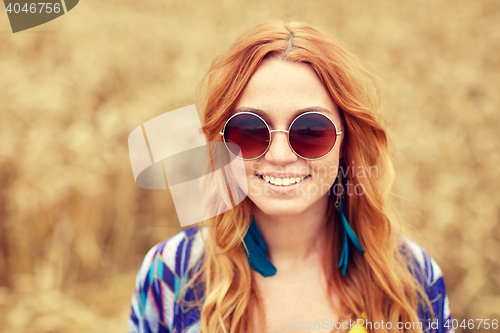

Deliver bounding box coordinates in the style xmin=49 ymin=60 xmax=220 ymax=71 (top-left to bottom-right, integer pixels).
xmin=264 ymin=130 xmax=297 ymax=165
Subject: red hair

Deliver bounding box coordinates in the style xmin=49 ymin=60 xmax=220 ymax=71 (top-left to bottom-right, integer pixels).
xmin=194 ymin=20 xmax=431 ymax=333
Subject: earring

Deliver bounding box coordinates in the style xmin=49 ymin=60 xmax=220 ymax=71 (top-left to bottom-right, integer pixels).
xmin=243 ymin=218 xmax=277 ymax=277
xmin=335 ymin=175 xmax=365 ymax=276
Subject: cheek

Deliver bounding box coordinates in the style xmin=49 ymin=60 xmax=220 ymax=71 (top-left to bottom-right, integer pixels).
xmin=244 ymin=161 xmax=259 ymax=177
xmin=309 ymin=155 xmax=340 ymax=193
xmin=311 ymin=151 xmax=340 ymax=178
xmin=243 ymin=161 xmax=262 ymax=197
xmin=221 ymin=157 xmax=250 ymax=204
xmin=312 ymin=165 xmax=339 ymax=181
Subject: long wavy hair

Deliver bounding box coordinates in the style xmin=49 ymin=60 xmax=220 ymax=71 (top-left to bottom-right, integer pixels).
xmin=192 ymin=20 xmax=431 ymax=333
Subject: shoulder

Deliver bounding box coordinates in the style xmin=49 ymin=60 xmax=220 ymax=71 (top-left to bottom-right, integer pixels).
xmin=400 ymin=237 xmax=454 ymax=333
xmin=401 ymin=238 xmax=444 ymax=287
xmin=129 ymin=226 xmax=205 ymax=333
xmin=135 ymin=226 xmax=205 ymax=285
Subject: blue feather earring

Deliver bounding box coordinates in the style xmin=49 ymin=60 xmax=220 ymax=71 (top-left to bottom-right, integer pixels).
xmin=243 ymin=218 xmax=277 ymax=277
xmin=335 ymin=174 xmax=365 ymax=276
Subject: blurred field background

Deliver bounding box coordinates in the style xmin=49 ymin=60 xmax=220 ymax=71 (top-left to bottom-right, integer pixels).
xmin=0 ymin=0 xmax=499 ymax=332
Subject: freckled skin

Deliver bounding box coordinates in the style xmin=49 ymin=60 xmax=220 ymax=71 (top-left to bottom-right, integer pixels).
xmin=235 ymin=59 xmax=344 ymax=332
xmin=236 ymin=58 xmax=342 ymax=219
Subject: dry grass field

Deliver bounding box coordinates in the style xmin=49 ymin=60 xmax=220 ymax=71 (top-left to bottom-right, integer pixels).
xmin=0 ymin=0 xmax=499 ymax=332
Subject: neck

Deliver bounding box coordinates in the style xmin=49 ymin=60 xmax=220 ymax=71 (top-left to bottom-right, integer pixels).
xmin=252 ymin=196 xmax=330 ymax=269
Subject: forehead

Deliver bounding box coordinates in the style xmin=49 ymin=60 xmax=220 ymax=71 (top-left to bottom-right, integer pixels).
xmin=234 ymin=58 xmax=339 ymax=123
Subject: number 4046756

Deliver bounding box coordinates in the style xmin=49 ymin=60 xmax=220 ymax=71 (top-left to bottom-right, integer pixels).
xmin=5 ymin=3 xmax=61 ymax=14
xmin=444 ymin=319 xmax=498 ymax=330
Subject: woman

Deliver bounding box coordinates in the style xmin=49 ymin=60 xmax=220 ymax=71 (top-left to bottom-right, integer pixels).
xmin=129 ymin=21 xmax=453 ymax=333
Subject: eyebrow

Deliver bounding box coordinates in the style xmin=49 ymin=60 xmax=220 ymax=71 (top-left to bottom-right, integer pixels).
xmin=233 ymin=106 xmax=335 ymax=119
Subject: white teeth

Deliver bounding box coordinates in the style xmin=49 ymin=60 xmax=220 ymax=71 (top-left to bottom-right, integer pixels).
xmin=260 ymin=175 xmax=308 ymax=186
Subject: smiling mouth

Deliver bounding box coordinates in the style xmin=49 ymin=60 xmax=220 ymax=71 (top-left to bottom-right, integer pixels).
xmin=257 ymin=174 xmax=311 ymax=186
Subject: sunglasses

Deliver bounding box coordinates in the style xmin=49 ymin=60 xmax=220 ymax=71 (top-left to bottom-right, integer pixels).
xmin=219 ymin=111 xmax=342 ymax=160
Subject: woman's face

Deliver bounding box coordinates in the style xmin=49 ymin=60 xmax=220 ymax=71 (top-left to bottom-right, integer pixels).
xmin=233 ymin=58 xmax=342 ymax=218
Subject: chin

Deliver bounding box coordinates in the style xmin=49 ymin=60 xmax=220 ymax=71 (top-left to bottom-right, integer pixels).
xmin=248 ymin=195 xmax=317 ymax=218
xmin=257 ymin=204 xmax=305 ymax=217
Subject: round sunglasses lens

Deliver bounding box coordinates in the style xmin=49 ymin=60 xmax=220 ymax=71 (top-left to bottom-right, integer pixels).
xmin=289 ymin=113 xmax=337 ymax=159
xmin=224 ymin=113 xmax=269 ymax=159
